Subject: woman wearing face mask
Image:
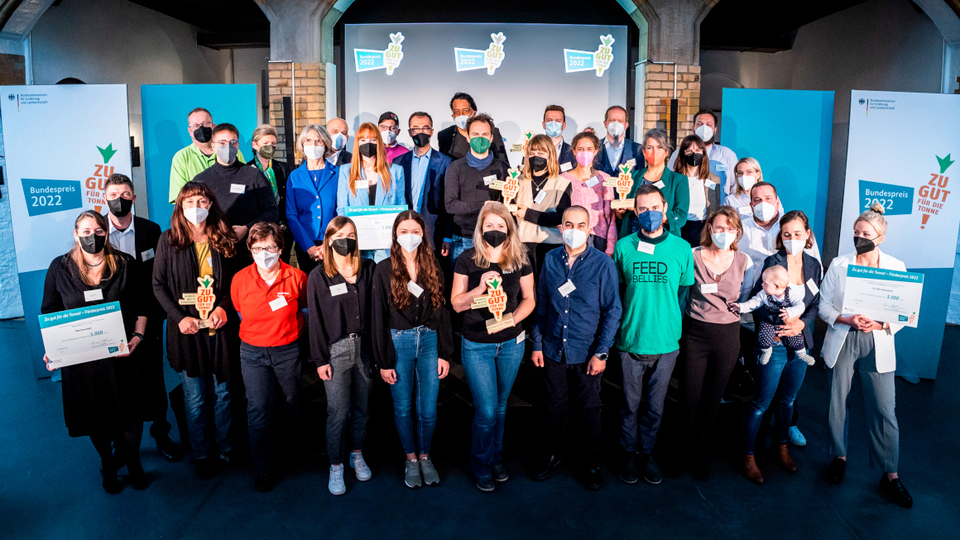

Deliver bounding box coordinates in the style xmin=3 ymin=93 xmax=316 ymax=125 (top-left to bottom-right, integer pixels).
xmin=514 ymin=134 xmax=572 ymax=279
xmin=286 ymin=124 xmax=338 ymax=276
xmin=451 ymin=202 xmax=536 ymax=492
xmin=679 ymin=207 xmax=753 ymax=480
xmin=724 ymin=158 xmax=785 ymax=218
xmin=250 ymin=125 xmax=292 ymax=263
xmin=337 ymin=121 xmax=406 ymax=262
xmin=229 ymin=222 xmax=308 ymax=492
xmin=307 ymin=216 xmax=377 ymax=496
xmin=153 ymin=181 xmax=239 ymax=480
xmin=371 ymin=211 xmax=453 ymax=489
xmin=818 ymin=204 xmax=912 ymax=508
xmin=561 ymin=131 xmax=617 ymax=255
xmin=618 ymin=128 xmax=689 ymax=239
xmin=674 ymin=135 xmax=722 ymax=248
xmin=740 ymin=210 xmax=821 ymax=484
xmin=41 ymin=211 xmax=149 ymax=493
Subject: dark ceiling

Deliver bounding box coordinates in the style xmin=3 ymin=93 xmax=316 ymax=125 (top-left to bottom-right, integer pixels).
xmin=101 ymin=0 xmax=880 ymax=53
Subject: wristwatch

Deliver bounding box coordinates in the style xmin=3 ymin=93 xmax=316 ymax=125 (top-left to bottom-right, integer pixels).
xmin=596 ymin=353 xmax=608 ymax=361
xmin=132 ymin=332 xmax=145 ymax=341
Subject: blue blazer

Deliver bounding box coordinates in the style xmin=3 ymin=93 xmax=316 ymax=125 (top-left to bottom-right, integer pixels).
xmin=557 ymin=141 xmax=576 ymax=171
xmin=285 ymin=160 xmax=339 ymax=249
xmin=336 ymin=163 xmax=406 ymax=215
xmin=394 ymin=149 xmax=452 ymax=248
xmin=597 ymin=138 xmax=644 ymax=177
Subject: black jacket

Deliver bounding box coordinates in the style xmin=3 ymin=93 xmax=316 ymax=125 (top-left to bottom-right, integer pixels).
xmin=438 ymin=125 xmax=510 ymax=166
xmin=248 ymin=156 xmax=290 ymax=225
xmin=752 ymin=250 xmax=822 ymax=350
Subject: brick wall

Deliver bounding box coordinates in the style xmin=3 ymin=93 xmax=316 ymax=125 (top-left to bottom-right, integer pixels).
xmin=267 ymin=62 xmax=326 ymax=163
xmin=642 ymin=63 xmax=701 ymax=142
xmin=0 ymin=53 xmax=26 ymax=85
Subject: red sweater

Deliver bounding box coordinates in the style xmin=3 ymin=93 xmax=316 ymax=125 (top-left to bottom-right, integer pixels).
xmin=230 ymin=262 xmax=307 ymax=347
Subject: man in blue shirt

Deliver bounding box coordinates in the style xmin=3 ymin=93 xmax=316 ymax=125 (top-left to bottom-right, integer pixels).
xmin=394 ymin=111 xmax=453 ymax=256
xmin=531 ymin=205 xmax=622 ymax=491
xmin=598 ymin=105 xmax=643 ymax=177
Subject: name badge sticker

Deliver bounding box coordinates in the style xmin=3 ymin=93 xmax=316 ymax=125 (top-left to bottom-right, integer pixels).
xmin=704 ymin=180 xmax=717 ymax=190
xmin=560 ymin=162 xmax=573 ymax=173
xmin=269 ymin=296 xmax=288 ymax=311
xmin=738 ymin=206 xmax=752 ymax=216
xmin=483 ymin=174 xmax=497 ymax=185
xmin=637 ymin=241 xmax=655 ymax=254
xmin=516 ymin=330 xmax=526 ymax=344
xmin=625 ymin=158 xmax=636 ymax=168
xmin=558 ymin=280 xmax=577 ymax=297
xmin=806 ymin=278 xmax=820 ymax=295
xmin=330 ymin=283 xmax=348 ymax=296
xmin=653 ymin=181 xmax=665 ymax=189
xmin=534 ymin=190 xmax=547 ymax=205
xmin=700 ymin=283 xmax=718 ymax=294
xmin=84 ymin=289 xmax=103 ymax=302
xmin=230 ymin=183 xmax=245 ymax=194
xmin=141 ymin=248 xmax=155 ymax=262
xmin=407 ymin=281 xmax=424 ymax=298
xmin=717 ymin=163 xmax=727 ymax=172
xmin=586 ymin=177 xmax=599 ymax=188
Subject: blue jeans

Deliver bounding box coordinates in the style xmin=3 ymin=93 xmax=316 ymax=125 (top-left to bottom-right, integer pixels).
xmin=180 ymin=370 xmax=232 ymax=460
xmin=742 ymin=343 xmax=808 ymax=454
xmin=389 ymin=327 xmax=440 ymax=456
xmin=239 ymin=340 xmax=301 ymax=475
xmin=461 ymin=336 xmax=525 ymax=478
xmin=451 ymin=235 xmax=474 ymax=270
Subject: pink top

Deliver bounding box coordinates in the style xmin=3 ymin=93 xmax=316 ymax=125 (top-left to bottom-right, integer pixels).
xmin=562 ymin=170 xmax=617 ymax=255
xmin=386 ymin=144 xmax=410 ymax=164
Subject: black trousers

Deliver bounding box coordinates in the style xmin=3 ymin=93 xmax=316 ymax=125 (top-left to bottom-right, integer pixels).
xmin=134 ymin=328 xmax=172 ymax=438
xmin=294 ymin=244 xmax=321 ymax=277
xmin=543 ymin=354 xmax=602 ymax=460
xmin=680 ymin=317 xmax=741 ymax=452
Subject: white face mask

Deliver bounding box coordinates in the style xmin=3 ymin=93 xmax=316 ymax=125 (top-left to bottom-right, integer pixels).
xmin=332 ymin=133 xmax=347 ymax=150
xmin=695 ymin=124 xmax=715 ymax=143
xmin=253 ymin=250 xmax=280 ymax=271
xmin=303 ymin=145 xmax=325 ymax=161
xmin=562 ymin=228 xmax=588 ymax=249
xmin=783 ymin=239 xmax=806 ymax=255
xmin=454 ymin=115 xmax=470 ymax=130
xmin=381 ymin=130 xmax=397 ymax=145
xmin=606 ymin=121 xmax=624 ymax=138
xmin=397 ymin=233 xmax=423 ymax=252
xmin=183 ymin=206 xmax=208 ymax=225
xmin=753 ymin=201 xmax=777 ymax=222
xmin=711 ymin=231 xmax=736 ymax=250
xmin=738 ymin=174 xmax=757 ymax=191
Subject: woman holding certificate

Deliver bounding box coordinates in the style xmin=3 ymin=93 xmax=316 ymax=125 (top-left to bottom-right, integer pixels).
xmin=153 ymin=181 xmax=239 ymax=481
xmin=451 ymin=201 xmax=536 ymax=493
xmin=819 ymin=204 xmax=913 ymax=508
xmin=336 ymin=121 xmax=406 ymax=263
xmin=41 ymin=210 xmax=149 ymax=494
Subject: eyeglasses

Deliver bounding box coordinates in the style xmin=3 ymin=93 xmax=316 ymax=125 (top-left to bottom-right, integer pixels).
xmin=378 ymin=125 xmax=400 ymax=133
xmin=189 ymin=121 xmax=214 ymax=130
xmin=408 ymin=127 xmax=434 ymax=135
xmin=711 ymin=226 xmax=738 ymax=233
xmin=250 ymin=245 xmax=280 ymax=254
xmin=215 ymin=140 xmax=239 ymax=148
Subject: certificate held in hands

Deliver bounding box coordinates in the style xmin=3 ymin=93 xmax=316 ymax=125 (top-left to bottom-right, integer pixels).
xmin=842 ymin=265 xmax=923 ymax=328
xmin=39 ymin=301 xmax=128 ymax=369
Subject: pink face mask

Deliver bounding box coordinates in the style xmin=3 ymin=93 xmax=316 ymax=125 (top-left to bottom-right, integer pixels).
xmin=576 ymin=151 xmax=596 ymax=167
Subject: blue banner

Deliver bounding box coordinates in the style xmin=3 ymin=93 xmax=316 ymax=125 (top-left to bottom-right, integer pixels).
xmin=355 ymin=49 xmax=386 ymax=72
xmin=563 ymin=50 xmax=595 ymax=73
xmin=859 ymin=180 xmax=913 ymax=216
xmin=20 ymin=178 xmax=83 ymax=217
xmin=454 ymin=48 xmax=486 ymax=72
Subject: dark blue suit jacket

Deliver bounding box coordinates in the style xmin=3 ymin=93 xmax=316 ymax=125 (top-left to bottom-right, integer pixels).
xmin=597 ymin=138 xmax=644 ymax=176
xmin=751 ymin=250 xmax=823 ymax=351
xmin=394 ymin=148 xmax=452 ymax=249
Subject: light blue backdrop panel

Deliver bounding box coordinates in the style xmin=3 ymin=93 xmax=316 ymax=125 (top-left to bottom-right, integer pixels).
xmin=141 ymin=84 xmax=258 ymax=230
xmin=721 ymin=89 xmax=834 ymax=242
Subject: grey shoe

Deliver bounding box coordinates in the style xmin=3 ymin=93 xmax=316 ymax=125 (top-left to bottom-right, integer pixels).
xmin=492 ymin=464 xmax=509 ymax=482
xmin=420 ymin=457 xmax=440 ymax=486
xmin=640 ymin=454 xmax=662 ymax=485
xmin=404 ymin=460 xmax=421 ymax=489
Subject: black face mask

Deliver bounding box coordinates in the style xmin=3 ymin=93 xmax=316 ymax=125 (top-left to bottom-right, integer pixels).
xmin=107 ymin=197 xmax=133 ymax=218
xmin=359 ymin=142 xmax=378 ymax=158
xmin=854 ymin=236 xmax=876 ymax=255
xmin=78 ymin=234 xmax=106 ymax=255
xmin=412 ymin=133 xmax=431 ymax=148
xmin=482 ymin=230 xmax=507 ymax=248
xmin=331 ymin=238 xmax=357 ymax=256
xmin=686 ymin=152 xmax=703 ymax=168
xmin=193 ymin=126 xmax=212 ymax=143
xmin=528 ymin=156 xmax=548 ymax=172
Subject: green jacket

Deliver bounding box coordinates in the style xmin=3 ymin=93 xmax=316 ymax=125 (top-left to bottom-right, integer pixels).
xmin=617 ymin=166 xmax=690 ymax=238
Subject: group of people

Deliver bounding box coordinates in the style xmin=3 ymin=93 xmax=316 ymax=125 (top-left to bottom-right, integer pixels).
xmin=39 ymin=94 xmax=913 ymax=509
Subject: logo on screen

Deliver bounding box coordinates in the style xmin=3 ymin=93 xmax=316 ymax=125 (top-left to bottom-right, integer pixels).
xmin=21 ymin=178 xmax=83 ymax=217
xmin=454 ymin=32 xmax=506 ymax=75
xmin=564 ymin=34 xmax=616 ymax=77
xmin=354 ymin=32 xmax=404 ymax=75
xmin=859 ymin=180 xmax=913 ymax=217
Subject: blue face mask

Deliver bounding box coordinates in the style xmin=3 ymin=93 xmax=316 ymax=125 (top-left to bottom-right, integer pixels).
xmin=544 ymin=121 xmax=563 ymax=138
xmin=636 ymin=210 xmax=664 ymax=233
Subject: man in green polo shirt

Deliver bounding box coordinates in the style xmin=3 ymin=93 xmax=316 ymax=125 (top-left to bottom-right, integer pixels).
xmin=613 ymin=182 xmax=693 ymax=486
xmin=168 ymin=107 xmax=245 ymax=202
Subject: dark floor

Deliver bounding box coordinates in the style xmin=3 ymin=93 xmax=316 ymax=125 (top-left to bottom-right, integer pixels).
xmin=1 ymin=317 xmax=958 ymax=540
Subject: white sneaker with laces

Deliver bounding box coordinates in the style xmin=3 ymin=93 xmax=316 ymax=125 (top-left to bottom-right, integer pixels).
xmin=350 ymin=452 xmax=372 ymax=481
xmin=329 ymin=464 xmax=346 ymax=496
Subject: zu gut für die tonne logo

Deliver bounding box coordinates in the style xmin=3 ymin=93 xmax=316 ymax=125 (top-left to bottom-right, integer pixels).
xmin=858 ymin=154 xmax=954 ymax=229
xmin=21 ymin=143 xmax=119 ymax=216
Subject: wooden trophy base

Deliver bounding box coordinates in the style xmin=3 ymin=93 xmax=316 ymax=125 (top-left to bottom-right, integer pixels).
xmin=486 ymin=313 xmax=515 ymax=334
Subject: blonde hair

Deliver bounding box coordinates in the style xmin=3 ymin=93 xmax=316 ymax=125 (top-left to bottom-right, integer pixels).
xmin=854 ymin=203 xmax=887 ymax=237
xmin=348 ymin=122 xmax=392 ymax=196
xmin=471 ymin=201 xmax=528 ymax=273
xmin=733 ymin=157 xmax=763 ymax=196
xmin=522 ymin=134 xmax=560 ymax=179
xmin=322 ymin=216 xmax=361 ymax=278
xmin=252 ymin=124 xmax=278 ymax=143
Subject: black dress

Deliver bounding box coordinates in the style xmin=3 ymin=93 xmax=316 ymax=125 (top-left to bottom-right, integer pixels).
xmin=41 ymin=252 xmax=147 ymax=437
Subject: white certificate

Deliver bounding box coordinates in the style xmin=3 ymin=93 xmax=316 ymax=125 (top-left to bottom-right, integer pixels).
xmin=841 ymin=265 xmax=923 ymax=328
xmin=39 ymin=301 xmax=129 ymax=369
xmin=344 ymin=205 xmax=406 ymax=251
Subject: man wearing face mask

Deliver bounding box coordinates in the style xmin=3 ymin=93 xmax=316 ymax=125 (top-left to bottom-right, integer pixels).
xmin=104 ymin=174 xmax=184 ymax=463
xmin=444 ymin=113 xmax=511 ymax=263
xmin=613 ymin=184 xmax=694 ymax=486
xmin=668 ymin=110 xmax=738 ymax=196
xmin=249 ymin=124 xmax=292 ymax=263
xmin=378 ymin=111 xmax=411 ymax=164
xmin=598 ymin=105 xmax=643 ymax=177
xmin=326 ymin=118 xmax=353 ymax=166
xmin=394 ymin=112 xmax=453 ymax=255
xmin=437 ymin=92 xmax=510 ymax=165
xmin=740 ymin=182 xmax=822 ymax=283
xmin=530 ymin=206 xmax=621 ymax=490
xmin=542 ymin=105 xmax=576 ymax=171
xmin=193 ymin=123 xmax=279 ymax=262
xmin=169 ymin=108 xmax=246 ymax=203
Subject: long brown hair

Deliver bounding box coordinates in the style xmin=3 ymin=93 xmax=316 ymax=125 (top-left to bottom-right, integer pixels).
xmin=70 ymin=211 xmax=122 ymax=286
xmin=471 ymin=201 xmax=528 ymax=272
xmin=323 ymin=216 xmax=361 ymax=278
xmin=389 ymin=211 xmax=444 ymax=311
xmin=348 ymin=122 xmax=392 ymax=196
xmin=776 ymin=210 xmax=816 ymax=251
xmin=168 ymin=181 xmax=237 ymax=257
xmin=674 ymin=135 xmax=711 ymax=180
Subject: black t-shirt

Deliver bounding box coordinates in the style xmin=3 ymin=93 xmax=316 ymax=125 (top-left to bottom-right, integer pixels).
xmin=454 ymin=247 xmax=532 ymax=343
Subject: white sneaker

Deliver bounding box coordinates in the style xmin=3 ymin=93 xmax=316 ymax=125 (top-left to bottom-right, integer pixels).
xmin=350 ymin=452 xmax=372 ymax=481
xmin=759 ymin=348 xmax=773 ymax=365
xmin=328 ymin=464 xmax=346 ymax=496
